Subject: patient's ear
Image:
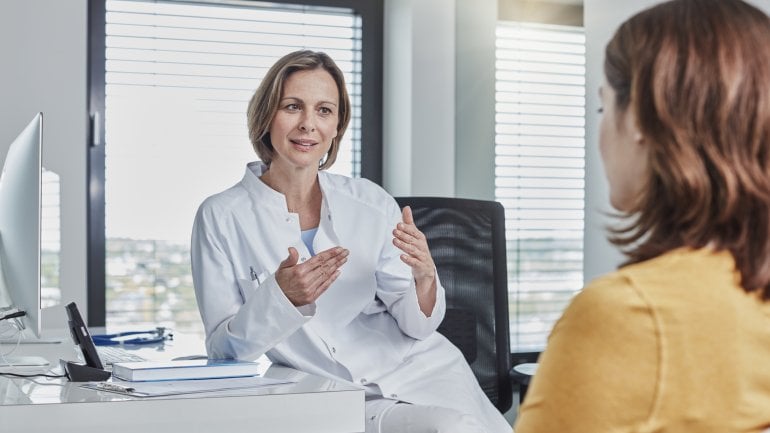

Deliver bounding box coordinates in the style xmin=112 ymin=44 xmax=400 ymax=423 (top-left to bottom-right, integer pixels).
xmin=624 ymin=107 xmax=645 ymax=146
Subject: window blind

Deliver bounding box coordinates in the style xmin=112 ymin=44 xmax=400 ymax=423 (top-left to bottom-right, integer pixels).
xmin=495 ymin=21 xmax=586 ymax=352
xmin=104 ymin=0 xmax=363 ymax=331
xmin=41 ymin=169 xmax=60 ymax=308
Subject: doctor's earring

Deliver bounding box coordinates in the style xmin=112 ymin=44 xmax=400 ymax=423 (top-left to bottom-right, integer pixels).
xmin=319 ymin=154 xmax=327 ymax=168
xmin=319 ymin=138 xmax=337 ymax=168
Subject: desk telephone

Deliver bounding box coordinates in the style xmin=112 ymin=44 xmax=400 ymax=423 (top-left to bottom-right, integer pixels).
xmin=62 ymin=302 xmax=111 ymax=381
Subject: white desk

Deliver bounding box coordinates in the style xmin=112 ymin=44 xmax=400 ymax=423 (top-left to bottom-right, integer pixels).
xmin=0 ymin=331 xmax=364 ymax=433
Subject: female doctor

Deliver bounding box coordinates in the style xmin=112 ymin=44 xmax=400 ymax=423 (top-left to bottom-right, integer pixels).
xmin=191 ymin=50 xmax=511 ymax=433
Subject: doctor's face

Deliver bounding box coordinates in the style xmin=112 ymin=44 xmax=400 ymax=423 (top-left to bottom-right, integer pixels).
xmin=268 ymin=68 xmax=339 ymax=172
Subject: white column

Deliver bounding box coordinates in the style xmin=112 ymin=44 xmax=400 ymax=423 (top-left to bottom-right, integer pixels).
xmin=455 ymin=0 xmax=496 ymax=201
xmin=383 ymin=0 xmax=456 ymax=197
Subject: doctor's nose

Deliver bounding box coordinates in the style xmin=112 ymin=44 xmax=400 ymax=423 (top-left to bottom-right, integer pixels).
xmin=298 ymin=115 xmax=316 ymax=132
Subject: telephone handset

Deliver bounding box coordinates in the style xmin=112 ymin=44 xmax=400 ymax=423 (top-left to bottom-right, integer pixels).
xmin=62 ymin=302 xmax=111 ymax=381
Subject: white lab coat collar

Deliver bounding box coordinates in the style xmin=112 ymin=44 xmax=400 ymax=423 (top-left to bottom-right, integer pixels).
xmin=240 ymin=162 xmax=290 ymax=210
xmin=241 ymin=162 xmax=340 ymax=255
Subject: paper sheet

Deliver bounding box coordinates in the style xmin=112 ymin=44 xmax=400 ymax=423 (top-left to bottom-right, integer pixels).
xmin=81 ymin=376 xmax=296 ymax=397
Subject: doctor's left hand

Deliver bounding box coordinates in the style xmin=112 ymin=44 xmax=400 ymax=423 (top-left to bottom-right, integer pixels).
xmin=392 ymin=206 xmax=436 ymax=284
xmin=392 ymin=206 xmax=437 ymax=318
xmin=275 ymin=246 xmax=349 ymax=307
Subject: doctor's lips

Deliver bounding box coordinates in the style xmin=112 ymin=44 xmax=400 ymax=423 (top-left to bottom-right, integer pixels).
xmin=290 ymin=138 xmax=318 ymax=148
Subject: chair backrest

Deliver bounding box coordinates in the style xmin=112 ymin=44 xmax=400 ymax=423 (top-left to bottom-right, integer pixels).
xmin=395 ymin=196 xmax=512 ymax=413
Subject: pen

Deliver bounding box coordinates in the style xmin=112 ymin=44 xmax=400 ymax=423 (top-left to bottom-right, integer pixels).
xmin=250 ymin=266 xmax=258 ymax=282
xmin=0 ymin=309 xmax=26 ymax=321
xmin=95 ymin=382 xmax=135 ymax=394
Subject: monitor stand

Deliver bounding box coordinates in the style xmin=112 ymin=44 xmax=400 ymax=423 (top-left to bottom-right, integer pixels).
xmin=0 ymin=322 xmax=63 ymax=345
xmin=0 ymin=324 xmax=60 ymax=367
xmin=0 ymin=336 xmax=62 ymax=344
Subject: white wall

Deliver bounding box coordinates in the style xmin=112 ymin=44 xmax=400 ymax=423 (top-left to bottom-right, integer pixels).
xmin=383 ymin=0 xmax=457 ymax=197
xmin=0 ymin=0 xmax=88 ymax=329
xmin=383 ymin=0 xmax=497 ymax=200
xmin=455 ymin=0 xmax=497 ymax=200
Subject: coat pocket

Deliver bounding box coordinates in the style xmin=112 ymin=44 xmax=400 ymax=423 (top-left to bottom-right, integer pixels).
xmin=237 ymin=278 xmax=261 ymax=303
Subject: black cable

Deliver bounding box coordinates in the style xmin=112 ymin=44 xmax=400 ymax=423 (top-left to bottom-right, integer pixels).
xmin=0 ymin=372 xmax=66 ymax=378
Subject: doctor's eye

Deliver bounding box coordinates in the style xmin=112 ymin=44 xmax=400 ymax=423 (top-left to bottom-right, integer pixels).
xmin=318 ymin=106 xmax=334 ymax=116
xmin=284 ymin=103 xmax=301 ymax=112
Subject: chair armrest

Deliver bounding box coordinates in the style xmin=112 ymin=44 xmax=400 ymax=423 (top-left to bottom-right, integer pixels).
xmin=510 ymin=362 xmax=539 ymax=405
xmin=510 ymin=362 xmax=538 ymax=386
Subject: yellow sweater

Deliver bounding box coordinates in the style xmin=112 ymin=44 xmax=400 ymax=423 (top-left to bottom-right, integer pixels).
xmin=515 ymin=248 xmax=770 ymax=432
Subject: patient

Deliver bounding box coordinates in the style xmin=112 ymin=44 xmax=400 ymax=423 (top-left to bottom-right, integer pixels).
xmin=515 ymin=0 xmax=770 ymax=431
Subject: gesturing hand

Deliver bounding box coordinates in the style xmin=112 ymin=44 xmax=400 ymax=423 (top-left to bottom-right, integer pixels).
xmin=275 ymin=246 xmax=349 ymax=306
xmin=392 ymin=206 xmax=436 ymax=286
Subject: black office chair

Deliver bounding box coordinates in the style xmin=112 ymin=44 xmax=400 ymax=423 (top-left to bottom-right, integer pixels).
xmin=394 ymin=197 xmax=512 ymax=413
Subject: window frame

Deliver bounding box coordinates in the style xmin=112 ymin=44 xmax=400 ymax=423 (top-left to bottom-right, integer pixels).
xmin=86 ymin=0 xmax=383 ymax=326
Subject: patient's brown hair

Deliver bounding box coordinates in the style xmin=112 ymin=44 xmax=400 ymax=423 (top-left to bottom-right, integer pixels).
xmin=604 ymin=0 xmax=770 ymax=299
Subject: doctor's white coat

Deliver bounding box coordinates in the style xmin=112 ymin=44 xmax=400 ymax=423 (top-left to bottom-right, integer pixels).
xmin=191 ymin=162 xmax=510 ymax=432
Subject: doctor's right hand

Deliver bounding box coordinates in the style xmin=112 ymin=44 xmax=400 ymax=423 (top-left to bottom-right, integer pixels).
xmin=275 ymin=246 xmax=349 ymax=306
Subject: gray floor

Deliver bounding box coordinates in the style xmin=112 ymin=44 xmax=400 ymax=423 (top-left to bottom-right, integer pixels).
xmin=503 ymin=390 xmax=520 ymax=427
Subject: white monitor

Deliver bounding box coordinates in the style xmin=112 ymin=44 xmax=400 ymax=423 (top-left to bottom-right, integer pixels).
xmin=0 ymin=113 xmax=44 ymax=340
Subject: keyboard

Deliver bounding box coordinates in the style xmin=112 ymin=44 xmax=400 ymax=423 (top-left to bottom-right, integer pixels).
xmin=96 ymin=346 xmax=147 ymax=366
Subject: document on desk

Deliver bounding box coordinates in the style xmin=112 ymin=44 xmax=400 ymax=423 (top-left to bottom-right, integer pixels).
xmin=81 ymin=376 xmax=297 ymax=398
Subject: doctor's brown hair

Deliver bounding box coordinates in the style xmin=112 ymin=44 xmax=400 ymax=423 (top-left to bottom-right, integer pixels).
xmin=604 ymin=0 xmax=770 ymax=299
xmin=247 ymin=50 xmax=351 ymax=170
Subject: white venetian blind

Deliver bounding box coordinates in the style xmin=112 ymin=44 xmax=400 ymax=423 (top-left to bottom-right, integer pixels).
xmin=103 ymin=0 xmax=362 ymax=331
xmin=40 ymin=169 xmax=60 ymax=308
xmin=495 ymin=21 xmax=586 ymax=352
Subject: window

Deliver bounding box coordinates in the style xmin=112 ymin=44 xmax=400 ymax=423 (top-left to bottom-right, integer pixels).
xmin=495 ymin=21 xmax=585 ymax=352
xmin=87 ymin=0 xmax=383 ymax=329
xmin=41 ymin=169 xmax=61 ymax=308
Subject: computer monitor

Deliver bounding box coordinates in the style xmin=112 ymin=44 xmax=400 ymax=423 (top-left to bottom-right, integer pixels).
xmin=0 ymin=113 xmax=44 ymax=340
